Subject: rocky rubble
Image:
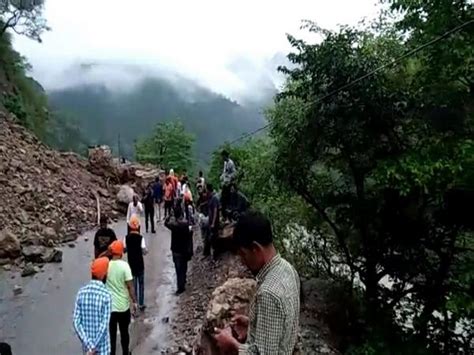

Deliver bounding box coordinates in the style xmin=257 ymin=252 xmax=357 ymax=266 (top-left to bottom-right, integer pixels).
xmin=163 ymin=228 xmax=340 ymax=355
xmin=0 ymin=115 xmax=159 ymax=271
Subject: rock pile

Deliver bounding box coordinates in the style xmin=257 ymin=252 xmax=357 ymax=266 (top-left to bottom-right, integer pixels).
xmin=0 ymin=116 xmax=122 ymax=269
xmin=205 ymin=278 xmax=256 ymax=332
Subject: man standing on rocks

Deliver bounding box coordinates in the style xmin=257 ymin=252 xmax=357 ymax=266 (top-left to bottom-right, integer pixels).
xmin=164 ymin=206 xmax=193 ymax=295
xmin=214 ymin=211 xmax=300 ymax=355
xmin=94 ymin=216 xmax=117 ymax=258
xmin=207 ymin=183 xmax=220 ymax=258
xmin=107 ymin=241 xmax=138 ymax=355
xmin=124 ymin=216 xmax=147 ymax=311
xmin=220 ymin=150 xmax=236 ymax=221
xmin=73 ymin=257 xmax=112 ymax=355
xmin=126 ymin=195 xmax=143 ymax=234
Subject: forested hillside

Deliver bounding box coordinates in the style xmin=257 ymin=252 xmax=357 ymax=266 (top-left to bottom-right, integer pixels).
xmin=48 ymin=74 xmax=267 ymax=163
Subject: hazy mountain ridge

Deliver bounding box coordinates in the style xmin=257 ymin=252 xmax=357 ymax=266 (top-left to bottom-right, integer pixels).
xmin=48 ymin=71 xmax=268 ymax=164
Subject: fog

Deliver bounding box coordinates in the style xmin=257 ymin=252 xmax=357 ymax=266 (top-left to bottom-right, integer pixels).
xmin=13 ymin=0 xmax=379 ymax=101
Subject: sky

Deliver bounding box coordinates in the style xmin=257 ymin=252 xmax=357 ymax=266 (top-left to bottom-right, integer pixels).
xmin=13 ymin=0 xmax=380 ymax=100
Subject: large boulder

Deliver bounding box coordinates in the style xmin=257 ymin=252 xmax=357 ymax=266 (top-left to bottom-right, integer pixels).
xmin=0 ymin=229 xmax=21 ymax=259
xmin=195 ymin=278 xmax=257 ymax=355
xmin=117 ymin=185 xmax=134 ymax=205
xmin=22 ymin=245 xmax=63 ymax=263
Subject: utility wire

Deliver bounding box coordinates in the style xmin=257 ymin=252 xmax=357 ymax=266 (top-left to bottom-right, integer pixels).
xmin=225 ymin=19 xmax=474 ymax=146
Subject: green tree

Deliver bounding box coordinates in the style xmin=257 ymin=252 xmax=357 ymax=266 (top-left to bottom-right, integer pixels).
xmin=135 ymin=119 xmax=195 ymax=172
xmin=268 ymin=19 xmax=472 ymax=353
xmin=0 ymin=0 xmax=50 ymax=42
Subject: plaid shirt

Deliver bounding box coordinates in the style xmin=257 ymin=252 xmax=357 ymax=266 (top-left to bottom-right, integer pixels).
xmin=239 ymin=254 xmax=300 ymax=355
xmin=73 ymin=280 xmax=112 ymax=354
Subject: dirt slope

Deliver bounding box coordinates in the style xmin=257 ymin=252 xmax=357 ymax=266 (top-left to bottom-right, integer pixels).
xmin=0 ymin=113 xmax=121 ymax=267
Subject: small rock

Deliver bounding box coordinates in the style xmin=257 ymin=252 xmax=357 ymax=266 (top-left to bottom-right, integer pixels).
xmin=3 ymin=264 xmax=12 ymax=271
xmin=84 ymin=237 xmax=89 ymax=242
xmin=0 ymin=229 xmax=21 ymax=259
xmin=21 ymin=264 xmax=37 ymax=277
xmin=68 ymin=243 xmax=75 ymax=248
xmin=61 ymin=185 xmax=73 ymax=194
xmin=13 ymin=284 xmax=23 ymax=295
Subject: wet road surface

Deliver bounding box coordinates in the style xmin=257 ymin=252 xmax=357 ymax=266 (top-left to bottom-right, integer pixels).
xmin=0 ymin=218 xmax=176 ymax=354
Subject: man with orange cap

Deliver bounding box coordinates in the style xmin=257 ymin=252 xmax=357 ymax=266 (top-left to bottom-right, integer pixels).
xmin=106 ymin=240 xmax=137 ymax=355
xmin=73 ymin=257 xmax=112 ymax=355
xmin=124 ymin=215 xmax=147 ymax=310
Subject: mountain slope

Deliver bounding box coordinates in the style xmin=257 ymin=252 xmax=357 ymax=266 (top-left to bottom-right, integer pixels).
xmin=48 ymin=76 xmax=267 ymax=164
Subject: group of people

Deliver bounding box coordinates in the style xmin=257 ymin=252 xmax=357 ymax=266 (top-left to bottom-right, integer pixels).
xmin=74 ymin=214 xmax=146 ymax=355
xmin=72 ymin=151 xmax=302 ymax=355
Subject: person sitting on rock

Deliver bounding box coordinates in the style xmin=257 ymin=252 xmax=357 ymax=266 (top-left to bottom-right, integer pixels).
xmin=73 ymin=257 xmax=112 ymax=355
xmin=213 ymin=211 xmax=301 ymax=355
xmin=226 ymin=183 xmax=250 ymax=222
xmin=94 ymin=215 xmax=117 ymax=258
xmin=124 ymin=216 xmax=147 ymax=311
xmin=126 ymin=194 xmax=143 ymax=234
xmin=164 ymin=206 xmax=193 ymax=295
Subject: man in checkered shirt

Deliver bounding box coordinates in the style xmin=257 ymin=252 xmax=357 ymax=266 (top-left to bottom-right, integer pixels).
xmin=214 ymin=210 xmax=301 ymax=355
xmin=73 ymin=257 xmax=112 ymax=355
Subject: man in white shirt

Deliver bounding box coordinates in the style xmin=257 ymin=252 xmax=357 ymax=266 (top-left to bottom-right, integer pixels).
xmin=220 ymin=150 xmax=236 ymax=221
xmin=126 ymin=195 xmax=143 ymax=233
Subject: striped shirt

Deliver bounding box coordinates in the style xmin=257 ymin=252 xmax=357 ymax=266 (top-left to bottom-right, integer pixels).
xmin=73 ymin=280 xmax=112 ymax=354
xmin=239 ymin=254 xmax=300 ymax=355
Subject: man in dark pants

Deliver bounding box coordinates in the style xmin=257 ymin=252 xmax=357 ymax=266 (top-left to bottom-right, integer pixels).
xmin=207 ymin=183 xmax=220 ymax=258
xmin=165 ymin=206 xmax=193 ymax=295
xmin=106 ymin=241 xmax=137 ymax=355
xmin=142 ymin=185 xmax=155 ymax=233
xmin=124 ymin=216 xmax=147 ymax=311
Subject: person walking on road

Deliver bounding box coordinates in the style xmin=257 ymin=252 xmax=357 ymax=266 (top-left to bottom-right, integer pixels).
xmin=142 ymin=185 xmax=156 ymax=233
xmin=153 ymin=177 xmax=163 ymax=222
xmin=94 ymin=216 xmax=117 ymax=258
xmin=73 ymin=257 xmax=112 ymax=355
xmin=213 ymin=211 xmax=301 ymax=355
xmin=165 ymin=206 xmax=193 ymax=295
xmin=126 ymin=195 xmax=143 ymax=234
xmin=164 ymin=177 xmax=174 ymax=218
xmin=124 ymin=216 xmax=147 ymax=311
xmin=106 ymin=241 xmax=138 ymax=355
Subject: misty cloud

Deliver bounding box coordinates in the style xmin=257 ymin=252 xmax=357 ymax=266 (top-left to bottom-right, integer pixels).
xmin=12 ymin=0 xmax=379 ymax=101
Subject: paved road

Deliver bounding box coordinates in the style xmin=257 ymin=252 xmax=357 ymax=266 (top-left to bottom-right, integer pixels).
xmin=0 ymin=218 xmax=176 ymax=354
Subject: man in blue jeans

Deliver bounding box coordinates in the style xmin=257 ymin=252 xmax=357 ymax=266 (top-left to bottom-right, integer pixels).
xmin=124 ymin=216 xmax=147 ymax=310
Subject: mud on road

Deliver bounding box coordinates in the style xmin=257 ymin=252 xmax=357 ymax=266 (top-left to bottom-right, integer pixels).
xmin=0 ymin=219 xmax=177 ymax=355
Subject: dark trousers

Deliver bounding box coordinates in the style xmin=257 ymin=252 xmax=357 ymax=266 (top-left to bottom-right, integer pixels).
xmin=145 ymin=207 xmax=155 ymax=232
xmin=204 ymin=227 xmax=218 ymax=257
xmin=164 ymin=200 xmax=173 ymax=218
xmin=134 ymin=272 xmax=145 ymax=306
xmin=110 ymin=309 xmax=131 ymax=355
xmin=221 ymin=184 xmax=231 ymax=219
xmin=172 ymin=253 xmax=188 ymax=291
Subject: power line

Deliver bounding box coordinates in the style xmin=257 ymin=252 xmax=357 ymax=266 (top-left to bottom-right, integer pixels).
xmin=225 ymin=19 xmax=474 ymax=146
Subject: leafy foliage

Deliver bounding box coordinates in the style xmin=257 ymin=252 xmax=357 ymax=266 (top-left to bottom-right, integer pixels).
xmin=208 ymin=5 xmax=473 ymax=353
xmin=0 ymin=0 xmax=50 ymax=42
xmin=135 ymin=119 xmax=195 ymax=173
